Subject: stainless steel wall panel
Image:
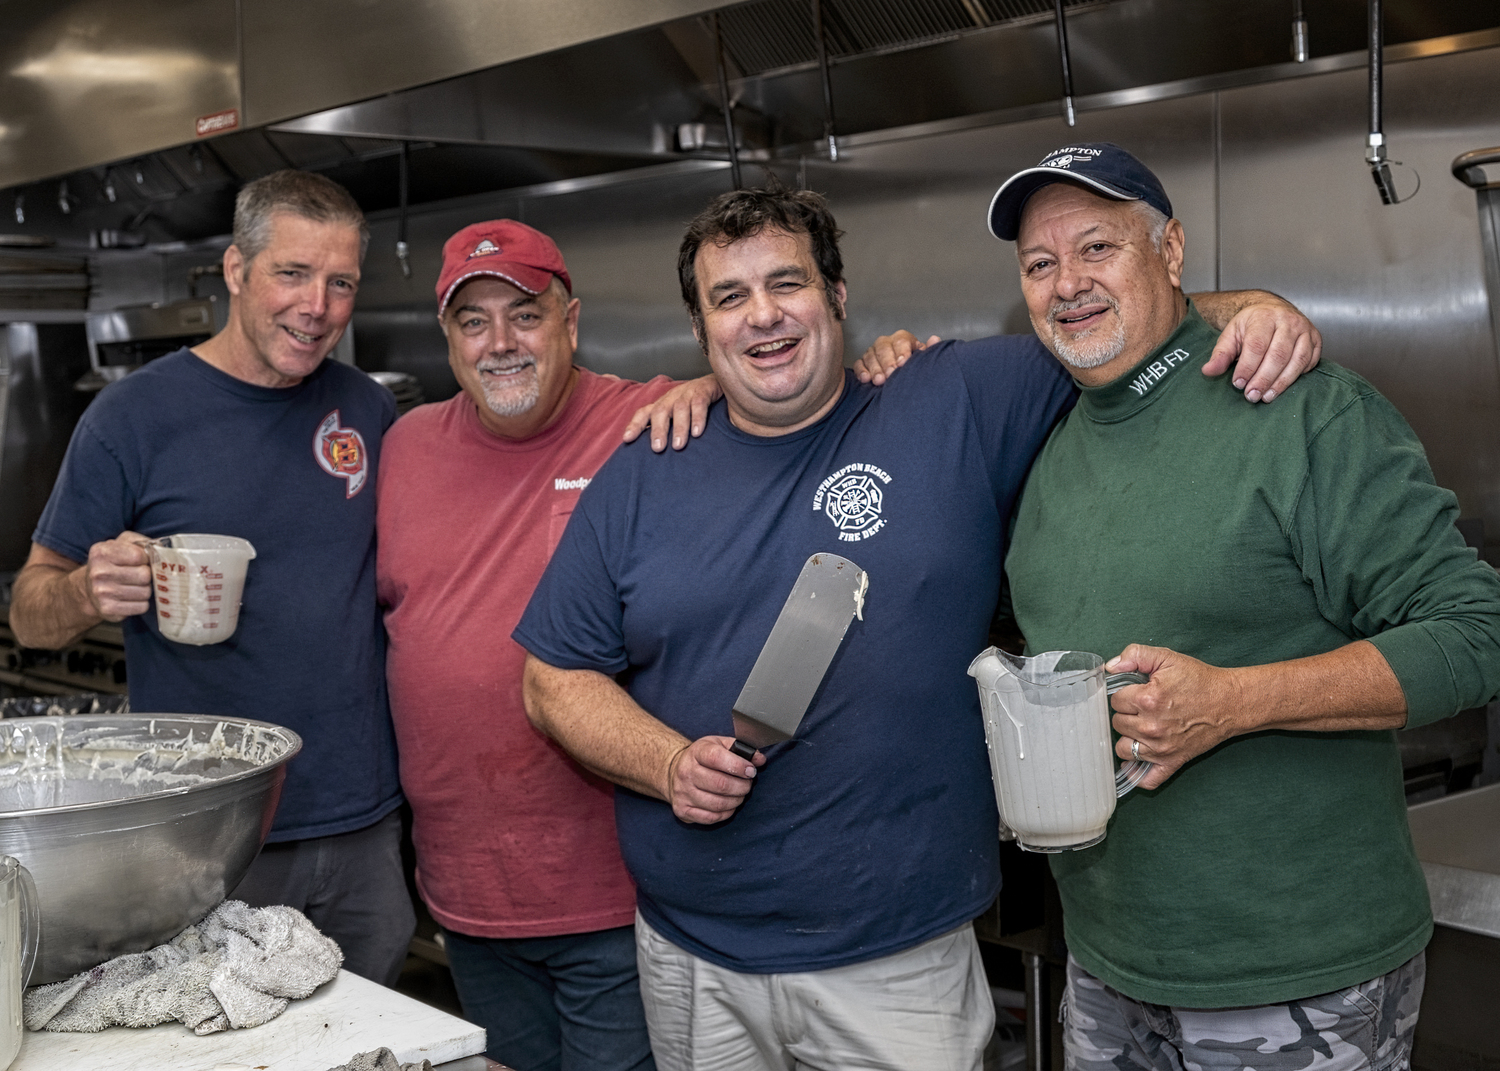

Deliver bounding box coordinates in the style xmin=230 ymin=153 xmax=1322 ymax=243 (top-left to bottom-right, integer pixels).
xmin=1217 ymin=46 xmax=1500 ymax=545
xmin=64 ymin=30 xmax=1498 ymax=556
xmin=240 ymin=0 xmax=726 ymax=129
xmin=0 ymin=0 xmax=238 ymax=189
xmin=0 ymin=323 xmax=92 ymax=572
xmin=796 ymin=94 xmax=1219 ymax=358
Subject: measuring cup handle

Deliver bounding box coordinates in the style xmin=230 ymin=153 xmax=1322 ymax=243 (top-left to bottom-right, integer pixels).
xmin=14 ymin=860 xmax=40 ymax=988
xmin=1105 ymin=671 xmax=1152 ymax=797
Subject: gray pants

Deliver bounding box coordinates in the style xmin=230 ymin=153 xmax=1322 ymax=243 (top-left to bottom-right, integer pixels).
xmin=1063 ymin=953 xmax=1425 ymax=1071
xmin=231 ymin=809 xmax=416 ymax=988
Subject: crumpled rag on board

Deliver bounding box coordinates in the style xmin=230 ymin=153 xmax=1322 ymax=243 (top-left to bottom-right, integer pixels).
xmin=323 ymin=1047 xmax=435 ymax=1071
xmin=23 ymin=900 xmax=342 ymax=1035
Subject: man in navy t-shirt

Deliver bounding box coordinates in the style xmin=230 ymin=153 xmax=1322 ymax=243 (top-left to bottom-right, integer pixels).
xmin=515 ymin=181 xmax=1320 ymax=1070
xmin=10 ymin=171 xmax=412 ymax=986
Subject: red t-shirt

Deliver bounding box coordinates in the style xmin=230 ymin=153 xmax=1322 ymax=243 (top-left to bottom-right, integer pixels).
xmin=377 ymin=370 xmax=674 ymax=938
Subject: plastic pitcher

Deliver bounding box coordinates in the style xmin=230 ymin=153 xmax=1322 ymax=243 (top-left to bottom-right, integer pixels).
xmin=148 ymin=534 xmax=257 ymax=645
xmin=0 ymin=856 xmax=39 ymax=1070
xmin=968 ymin=648 xmax=1150 ymax=853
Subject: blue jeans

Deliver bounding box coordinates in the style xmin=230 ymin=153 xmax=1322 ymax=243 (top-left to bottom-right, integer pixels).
xmin=443 ymin=923 xmax=656 ymax=1071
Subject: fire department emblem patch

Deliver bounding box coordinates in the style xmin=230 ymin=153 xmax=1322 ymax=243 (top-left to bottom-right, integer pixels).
xmin=313 ymin=410 xmax=369 ymax=497
xmin=813 ymin=462 xmax=892 ymax=543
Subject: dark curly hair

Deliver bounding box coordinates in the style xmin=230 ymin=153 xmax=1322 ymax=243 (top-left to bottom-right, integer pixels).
xmin=677 ymin=176 xmax=845 ymax=339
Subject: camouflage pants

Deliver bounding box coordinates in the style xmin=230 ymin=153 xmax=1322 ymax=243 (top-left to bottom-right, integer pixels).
xmin=1062 ymin=953 xmax=1425 ymax=1071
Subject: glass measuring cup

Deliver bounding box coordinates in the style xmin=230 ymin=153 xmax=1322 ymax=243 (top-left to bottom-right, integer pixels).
xmin=147 ymin=535 xmax=257 ymax=645
xmin=968 ymin=648 xmax=1150 ymax=853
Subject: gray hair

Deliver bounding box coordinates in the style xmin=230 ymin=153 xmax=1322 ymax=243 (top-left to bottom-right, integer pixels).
xmin=232 ymin=170 xmax=369 ymax=273
xmin=1131 ymin=200 xmax=1170 ymax=251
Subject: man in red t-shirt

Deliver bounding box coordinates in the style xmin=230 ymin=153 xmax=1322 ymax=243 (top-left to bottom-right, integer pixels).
xmin=376 ymin=221 xmax=715 ymax=1071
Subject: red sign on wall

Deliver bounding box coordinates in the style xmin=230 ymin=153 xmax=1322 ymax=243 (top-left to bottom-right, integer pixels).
xmin=195 ymin=109 xmax=240 ymax=137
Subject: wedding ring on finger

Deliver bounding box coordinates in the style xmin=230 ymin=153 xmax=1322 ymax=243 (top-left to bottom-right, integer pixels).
xmin=1131 ymin=738 xmax=1141 ymax=761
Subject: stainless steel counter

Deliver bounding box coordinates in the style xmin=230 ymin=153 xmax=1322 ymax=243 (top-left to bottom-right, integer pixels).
xmin=1408 ymin=782 xmax=1500 ymax=938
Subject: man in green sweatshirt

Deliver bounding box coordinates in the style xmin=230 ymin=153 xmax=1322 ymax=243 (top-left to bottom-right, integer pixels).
xmin=994 ymin=144 xmax=1500 ymax=1071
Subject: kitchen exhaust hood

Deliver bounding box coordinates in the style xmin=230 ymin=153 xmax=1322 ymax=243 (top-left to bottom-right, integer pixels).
xmin=0 ymin=0 xmax=729 ymax=192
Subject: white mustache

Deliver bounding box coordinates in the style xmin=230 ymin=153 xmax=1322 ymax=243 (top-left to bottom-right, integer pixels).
xmin=477 ymin=357 xmax=536 ymax=374
xmin=1049 ymin=294 xmax=1118 ymax=326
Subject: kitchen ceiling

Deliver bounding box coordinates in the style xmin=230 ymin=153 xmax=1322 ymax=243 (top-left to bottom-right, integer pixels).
xmin=1 ymin=0 xmax=1497 ymax=251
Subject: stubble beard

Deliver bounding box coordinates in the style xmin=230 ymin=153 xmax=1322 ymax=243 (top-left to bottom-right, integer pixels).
xmin=1043 ymin=294 xmax=1126 ymax=370
xmin=478 ymin=359 xmax=540 ymax=417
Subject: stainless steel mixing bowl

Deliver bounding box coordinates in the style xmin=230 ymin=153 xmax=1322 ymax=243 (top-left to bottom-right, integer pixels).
xmin=0 ymin=714 xmax=301 ymax=984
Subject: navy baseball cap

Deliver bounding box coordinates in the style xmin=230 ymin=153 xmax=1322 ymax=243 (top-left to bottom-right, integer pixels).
xmin=986 ymin=143 xmax=1174 ymax=241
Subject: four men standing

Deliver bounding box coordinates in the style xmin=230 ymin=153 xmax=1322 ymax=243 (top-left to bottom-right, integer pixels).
xmin=13 ymin=144 xmax=1495 ymax=1071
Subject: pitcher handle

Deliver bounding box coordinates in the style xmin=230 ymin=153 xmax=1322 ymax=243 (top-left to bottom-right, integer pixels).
xmin=1105 ymin=671 xmax=1151 ymax=797
xmin=14 ymin=860 xmax=40 ymax=988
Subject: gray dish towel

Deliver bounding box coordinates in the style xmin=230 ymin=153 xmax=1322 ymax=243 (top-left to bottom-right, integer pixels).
xmin=24 ymin=900 xmax=343 ymax=1035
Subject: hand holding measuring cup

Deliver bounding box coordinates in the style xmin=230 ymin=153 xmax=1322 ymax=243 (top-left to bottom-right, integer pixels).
xmin=1104 ymin=644 xmax=1247 ymax=791
xmin=80 ymin=532 xmax=155 ymax=621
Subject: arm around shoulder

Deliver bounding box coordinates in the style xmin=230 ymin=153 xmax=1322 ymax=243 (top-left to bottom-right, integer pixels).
xmin=1190 ymin=289 xmax=1322 ymax=403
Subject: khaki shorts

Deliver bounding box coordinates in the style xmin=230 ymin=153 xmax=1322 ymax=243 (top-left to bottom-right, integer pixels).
xmin=635 ymin=912 xmax=995 ymax=1071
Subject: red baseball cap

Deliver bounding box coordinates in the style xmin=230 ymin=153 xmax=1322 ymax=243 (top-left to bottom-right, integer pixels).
xmin=435 ymin=219 xmax=572 ymax=313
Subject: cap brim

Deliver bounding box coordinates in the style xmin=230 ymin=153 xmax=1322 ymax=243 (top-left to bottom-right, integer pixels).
xmin=986 ymin=168 xmax=1141 ymax=241
xmin=439 ymin=263 xmax=554 ymax=312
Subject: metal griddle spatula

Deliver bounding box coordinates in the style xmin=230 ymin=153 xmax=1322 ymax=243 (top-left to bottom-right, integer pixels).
xmin=728 ymin=553 xmax=868 ymax=760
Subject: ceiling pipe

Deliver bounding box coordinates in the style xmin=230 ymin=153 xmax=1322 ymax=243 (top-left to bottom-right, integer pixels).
xmin=811 ymin=0 xmax=840 ymax=161
xmin=712 ymin=12 xmax=743 ymax=189
xmin=1053 ymin=0 xmax=1077 ymax=127
xmin=1366 ymin=0 xmax=1397 ymax=202
xmin=1291 ymin=0 xmax=1309 ymax=62
xmin=396 ymin=140 xmax=412 ymax=279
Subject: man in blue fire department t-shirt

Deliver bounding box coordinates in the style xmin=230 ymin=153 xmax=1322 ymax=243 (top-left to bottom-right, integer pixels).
xmin=515 ymin=180 xmax=1317 ymax=1069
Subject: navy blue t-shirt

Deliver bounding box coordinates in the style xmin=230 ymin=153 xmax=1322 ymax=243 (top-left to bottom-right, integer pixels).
xmin=33 ymin=349 xmax=401 ymax=842
xmin=515 ymin=338 xmax=1076 ymax=973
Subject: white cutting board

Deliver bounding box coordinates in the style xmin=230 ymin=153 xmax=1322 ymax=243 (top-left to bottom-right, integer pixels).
xmin=11 ymin=969 xmax=486 ymax=1071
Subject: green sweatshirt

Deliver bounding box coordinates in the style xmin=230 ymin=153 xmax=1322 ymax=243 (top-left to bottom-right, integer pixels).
xmin=1005 ymin=304 xmax=1500 ymax=1008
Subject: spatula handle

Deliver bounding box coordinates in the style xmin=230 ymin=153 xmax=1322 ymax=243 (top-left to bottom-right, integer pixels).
xmin=729 ymin=739 xmax=758 ymax=760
